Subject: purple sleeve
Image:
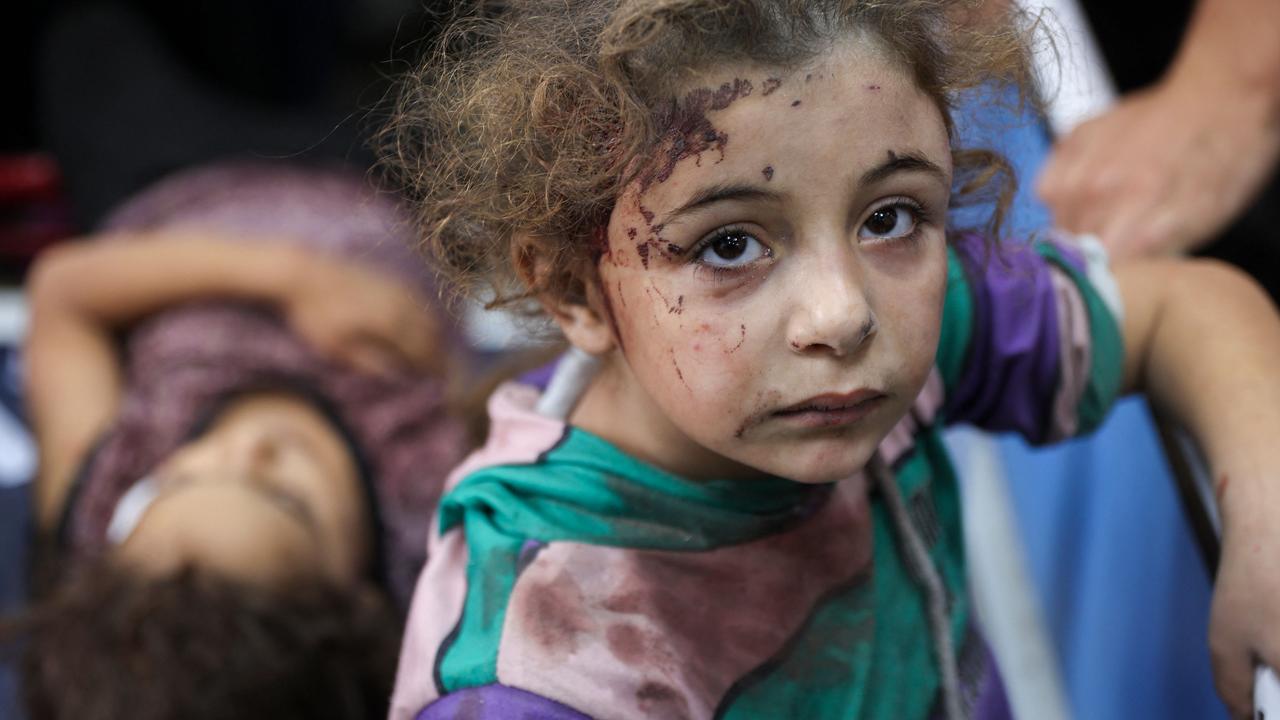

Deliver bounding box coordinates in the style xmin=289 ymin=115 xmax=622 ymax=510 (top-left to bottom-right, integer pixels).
xmin=942 ymin=235 xmax=1084 ymax=443
xmin=517 ymin=360 xmax=559 ymax=391
xmin=415 ymin=684 xmax=594 ymax=720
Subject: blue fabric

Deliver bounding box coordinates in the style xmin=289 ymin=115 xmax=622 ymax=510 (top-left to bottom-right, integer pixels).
xmin=0 ymin=348 xmax=28 ymax=720
xmin=952 ymin=86 xmax=1227 ymax=719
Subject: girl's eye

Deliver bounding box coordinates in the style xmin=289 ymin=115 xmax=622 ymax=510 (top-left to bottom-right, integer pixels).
xmin=859 ymin=202 xmax=920 ymax=241
xmin=257 ymin=477 xmax=317 ymax=525
xmin=695 ymin=229 xmax=769 ymax=268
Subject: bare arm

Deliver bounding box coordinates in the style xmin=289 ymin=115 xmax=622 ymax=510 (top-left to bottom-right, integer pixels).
xmin=25 ymin=232 xmax=310 ymax=529
xmin=1038 ymin=0 xmax=1280 ymax=258
xmin=1117 ymin=259 xmax=1280 ymax=717
xmin=1173 ymin=0 xmax=1280 ymax=105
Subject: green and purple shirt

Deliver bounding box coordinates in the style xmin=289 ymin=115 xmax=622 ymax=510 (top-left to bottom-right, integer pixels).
xmin=391 ymin=234 xmax=1123 ymax=720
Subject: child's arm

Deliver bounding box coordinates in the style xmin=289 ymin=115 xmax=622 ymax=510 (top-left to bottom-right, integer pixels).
xmin=1116 ymin=257 xmax=1280 ymax=717
xmin=26 ymin=231 xmax=441 ymax=530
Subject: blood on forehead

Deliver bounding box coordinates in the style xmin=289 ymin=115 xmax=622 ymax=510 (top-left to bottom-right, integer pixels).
xmin=616 ymin=76 xmax=773 ymax=270
xmin=633 ymin=77 xmax=757 ymax=193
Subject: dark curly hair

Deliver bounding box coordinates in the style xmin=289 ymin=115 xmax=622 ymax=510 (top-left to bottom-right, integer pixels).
xmin=7 ymin=561 xmax=401 ymax=720
xmin=380 ymin=0 xmax=1035 ymax=312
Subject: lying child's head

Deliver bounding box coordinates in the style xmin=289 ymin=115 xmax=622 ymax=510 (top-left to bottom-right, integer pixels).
xmin=387 ymin=0 xmax=1029 ymax=483
xmin=13 ymin=561 xmax=400 ymax=720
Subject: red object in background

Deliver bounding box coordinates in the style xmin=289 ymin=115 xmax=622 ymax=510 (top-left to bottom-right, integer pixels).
xmin=0 ymin=153 xmax=76 ymax=277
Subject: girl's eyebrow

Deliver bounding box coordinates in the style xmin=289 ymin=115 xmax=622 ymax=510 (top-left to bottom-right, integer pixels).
xmin=662 ymin=149 xmax=946 ymax=224
xmin=663 ymin=183 xmax=782 ymax=224
xmin=860 ymin=149 xmax=948 ymax=187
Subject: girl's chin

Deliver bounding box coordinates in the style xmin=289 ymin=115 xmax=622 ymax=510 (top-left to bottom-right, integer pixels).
xmin=778 ymin=444 xmax=881 ymax=484
xmin=784 ymin=468 xmax=868 ymax=485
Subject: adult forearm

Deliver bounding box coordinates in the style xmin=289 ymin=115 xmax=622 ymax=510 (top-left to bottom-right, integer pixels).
xmin=1172 ymin=0 xmax=1280 ymax=115
xmin=28 ymin=231 xmax=307 ymax=327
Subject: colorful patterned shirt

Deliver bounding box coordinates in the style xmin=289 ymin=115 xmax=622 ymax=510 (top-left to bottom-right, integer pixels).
xmin=390 ymin=234 xmax=1123 ymax=719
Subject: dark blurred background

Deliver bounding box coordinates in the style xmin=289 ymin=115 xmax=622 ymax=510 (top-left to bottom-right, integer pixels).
xmin=0 ymin=0 xmax=452 ymax=280
xmin=0 ymin=2 xmax=1276 ymax=719
xmin=0 ymin=4 xmax=452 ymax=716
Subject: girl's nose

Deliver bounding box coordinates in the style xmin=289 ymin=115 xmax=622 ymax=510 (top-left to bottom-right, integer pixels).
xmin=228 ymin=432 xmax=281 ymax=478
xmin=785 ymin=254 xmax=878 ymax=357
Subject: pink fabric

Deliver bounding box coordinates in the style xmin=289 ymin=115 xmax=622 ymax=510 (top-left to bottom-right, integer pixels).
xmin=390 ymin=383 xmax=568 ymax=720
xmin=391 ymin=381 xmax=887 ymax=719
xmin=1047 ymin=267 xmax=1093 ymax=441
xmin=493 ymin=478 xmax=872 ymax=720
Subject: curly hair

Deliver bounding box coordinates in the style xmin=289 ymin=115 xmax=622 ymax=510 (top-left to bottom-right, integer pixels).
xmin=8 ymin=562 xmax=401 ymax=720
xmin=381 ymin=0 xmax=1035 ymax=312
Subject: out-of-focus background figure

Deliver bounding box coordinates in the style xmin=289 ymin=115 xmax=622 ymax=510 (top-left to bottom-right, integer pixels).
xmin=13 ymin=162 xmax=468 ymax=720
xmin=0 ymin=2 xmax=463 ymax=718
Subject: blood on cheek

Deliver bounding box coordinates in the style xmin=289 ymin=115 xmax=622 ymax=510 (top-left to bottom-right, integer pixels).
xmin=691 ymin=319 xmax=749 ymax=356
xmin=623 ymin=294 xmax=755 ymax=400
xmin=602 ymin=75 xmax=786 ymax=393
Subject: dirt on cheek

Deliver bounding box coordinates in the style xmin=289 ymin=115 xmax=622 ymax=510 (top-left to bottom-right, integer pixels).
xmin=668 ymin=347 xmax=692 ymax=393
xmin=692 ymin=320 xmax=744 ymax=354
xmin=727 ymin=324 xmax=746 ymax=354
xmin=650 ymin=281 xmax=691 ymax=312
xmin=642 ymin=286 xmax=664 ymax=328
xmin=734 ymin=388 xmax=782 ymax=438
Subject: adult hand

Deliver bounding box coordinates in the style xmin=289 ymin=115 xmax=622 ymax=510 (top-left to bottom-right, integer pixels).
xmin=1037 ymin=72 xmax=1280 ymax=260
xmin=284 ymin=254 xmax=444 ymax=377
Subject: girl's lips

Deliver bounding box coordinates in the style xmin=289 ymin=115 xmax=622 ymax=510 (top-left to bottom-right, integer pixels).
xmin=771 ymin=390 xmax=887 ymax=429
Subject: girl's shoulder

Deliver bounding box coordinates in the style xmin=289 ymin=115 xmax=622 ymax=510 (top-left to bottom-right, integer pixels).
xmin=442 ymin=381 xmax=570 ymax=490
xmin=938 ymin=233 xmax=1125 ymax=442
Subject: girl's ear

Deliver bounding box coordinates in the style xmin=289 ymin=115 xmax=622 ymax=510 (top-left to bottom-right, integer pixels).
xmin=513 ymin=234 xmax=617 ymax=356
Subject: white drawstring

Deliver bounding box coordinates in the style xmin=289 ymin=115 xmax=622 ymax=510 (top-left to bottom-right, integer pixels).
xmin=868 ymin=453 xmax=966 ymax=720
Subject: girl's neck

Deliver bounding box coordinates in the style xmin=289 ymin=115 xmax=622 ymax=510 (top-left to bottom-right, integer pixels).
xmin=570 ymin=356 xmax=767 ymax=481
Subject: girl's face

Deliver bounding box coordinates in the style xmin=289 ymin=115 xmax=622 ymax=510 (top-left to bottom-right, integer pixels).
xmin=574 ymin=39 xmax=953 ymax=484
xmin=117 ymin=394 xmax=370 ymax=585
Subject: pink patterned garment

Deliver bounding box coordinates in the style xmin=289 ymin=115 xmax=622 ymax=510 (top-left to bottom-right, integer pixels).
xmin=60 ymin=162 xmax=468 ymax=607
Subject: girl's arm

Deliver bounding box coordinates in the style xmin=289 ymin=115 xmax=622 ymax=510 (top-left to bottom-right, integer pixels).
xmin=25 ymin=232 xmax=313 ymax=529
xmin=1117 ymin=258 xmax=1280 ymax=717
xmin=26 ymin=230 xmax=442 ymax=530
